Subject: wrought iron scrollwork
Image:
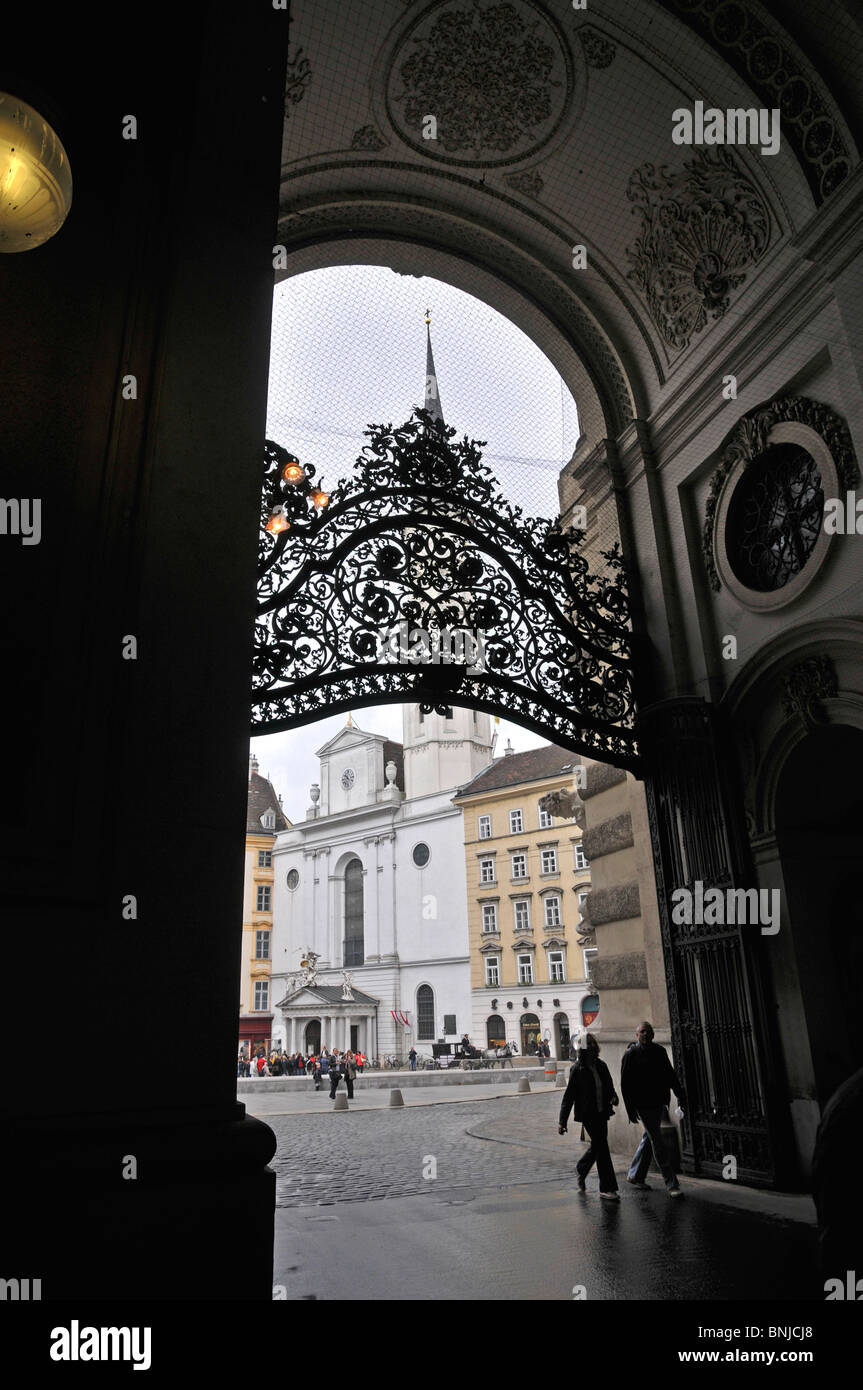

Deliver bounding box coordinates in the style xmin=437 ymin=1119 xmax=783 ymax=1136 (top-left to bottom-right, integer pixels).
xmin=253 ymin=410 xmax=639 ymax=768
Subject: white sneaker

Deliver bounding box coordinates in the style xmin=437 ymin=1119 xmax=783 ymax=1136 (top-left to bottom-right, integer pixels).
xmin=600 ymin=1191 xmax=620 ymax=1201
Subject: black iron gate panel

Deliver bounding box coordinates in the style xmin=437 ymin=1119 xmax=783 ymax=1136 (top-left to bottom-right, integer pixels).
xmin=252 ymin=411 xmax=641 ymax=770
xmin=642 ymin=699 xmax=777 ymax=1184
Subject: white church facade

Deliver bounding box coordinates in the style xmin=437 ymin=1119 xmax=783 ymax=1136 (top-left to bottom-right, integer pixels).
xmin=269 ymin=705 xmax=495 ymax=1059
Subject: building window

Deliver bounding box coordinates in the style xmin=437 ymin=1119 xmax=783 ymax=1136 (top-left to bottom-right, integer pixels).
xmin=412 ymin=842 xmax=430 ymax=868
xmin=262 ymin=810 xmax=275 ymax=830
xmin=509 ymin=808 xmax=523 ymax=834
xmin=417 ymin=984 xmax=435 ymax=1040
xmin=254 ymin=980 xmax=269 ymax=1011
xmin=577 ymin=891 xmax=589 ymax=920
xmin=255 ymin=929 xmax=270 ymax=960
xmin=548 ymin=950 xmax=565 ymax=983
xmin=478 ymin=814 xmax=492 ymax=840
xmin=479 ymin=857 xmax=496 ymax=885
xmin=511 ymin=852 xmax=527 ymax=881
xmin=258 ymin=850 xmax=272 ymax=868
xmin=575 ymin=842 xmax=589 ymax=870
xmin=287 ymin=868 xmax=300 ymax=891
xmin=485 ymin=957 xmax=500 ymax=987
xmin=544 ymin=895 xmax=562 ymax=928
xmin=481 ymin=903 xmax=498 ymax=933
xmin=256 ymin=884 xmax=271 ymax=912
xmin=517 ymin=954 xmax=534 ymax=985
xmin=541 ymin=848 xmax=558 ymax=875
xmin=344 ymin=858 xmax=364 ymax=967
xmin=538 ymin=806 xmax=553 ymax=829
xmin=583 ymin=947 xmax=597 ymax=981
xmin=514 ymin=899 xmax=531 ymax=933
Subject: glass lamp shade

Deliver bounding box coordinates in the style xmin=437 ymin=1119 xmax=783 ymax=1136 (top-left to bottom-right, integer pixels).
xmin=0 ymin=93 xmax=72 ymax=252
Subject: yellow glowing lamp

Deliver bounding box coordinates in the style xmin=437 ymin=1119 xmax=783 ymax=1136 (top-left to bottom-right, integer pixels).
xmin=311 ymin=489 xmax=329 ymax=509
xmin=265 ymin=506 xmax=290 ymax=535
xmin=282 ymin=460 xmax=305 ymax=485
xmin=0 ymin=93 xmax=72 ymax=252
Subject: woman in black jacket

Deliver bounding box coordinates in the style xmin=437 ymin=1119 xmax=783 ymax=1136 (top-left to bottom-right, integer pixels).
xmin=558 ymin=1034 xmax=620 ymax=1199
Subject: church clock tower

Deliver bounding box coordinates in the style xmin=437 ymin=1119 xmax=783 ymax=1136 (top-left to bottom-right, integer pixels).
xmin=402 ymin=704 xmax=494 ymax=798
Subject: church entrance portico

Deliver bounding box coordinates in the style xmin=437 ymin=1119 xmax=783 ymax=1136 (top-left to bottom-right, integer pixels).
xmin=275 ymin=984 xmax=379 ymax=1059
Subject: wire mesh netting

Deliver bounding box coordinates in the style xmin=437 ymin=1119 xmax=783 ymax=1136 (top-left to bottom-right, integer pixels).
xmin=266 ymin=265 xmax=580 ymax=521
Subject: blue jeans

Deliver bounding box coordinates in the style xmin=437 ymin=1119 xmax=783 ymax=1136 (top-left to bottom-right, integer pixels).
xmin=410 ymin=1058 xmax=417 ymax=1071
xmin=628 ymin=1107 xmax=678 ymax=1188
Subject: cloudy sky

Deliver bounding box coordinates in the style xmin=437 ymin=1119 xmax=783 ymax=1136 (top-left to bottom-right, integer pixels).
xmin=252 ymin=265 xmax=580 ymax=819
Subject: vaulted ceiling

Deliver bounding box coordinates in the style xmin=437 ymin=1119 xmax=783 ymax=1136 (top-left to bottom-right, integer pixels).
xmin=277 ymin=0 xmax=862 ymax=447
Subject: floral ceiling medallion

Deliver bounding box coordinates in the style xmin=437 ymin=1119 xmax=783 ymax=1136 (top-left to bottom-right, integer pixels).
xmin=626 ymin=147 xmax=771 ymax=352
xmin=384 ymin=0 xmax=574 ymax=167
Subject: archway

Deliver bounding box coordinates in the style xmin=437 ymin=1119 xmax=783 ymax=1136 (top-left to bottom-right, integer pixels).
xmin=520 ymin=1013 xmax=541 ymax=1055
xmin=554 ymin=1011 xmax=571 ymax=1059
xmin=487 ymin=1014 xmax=506 ymax=1048
xmin=775 ymin=724 xmax=863 ymax=1108
xmin=304 ymin=1019 xmax=321 ymax=1054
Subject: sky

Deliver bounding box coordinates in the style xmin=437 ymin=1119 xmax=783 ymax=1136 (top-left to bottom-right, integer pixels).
xmin=252 ymin=265 xmax=580 ymax=819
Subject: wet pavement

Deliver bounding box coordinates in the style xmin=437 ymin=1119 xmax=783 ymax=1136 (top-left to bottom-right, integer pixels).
xmin=262 ymin=1090 xmax=819 ymax=1301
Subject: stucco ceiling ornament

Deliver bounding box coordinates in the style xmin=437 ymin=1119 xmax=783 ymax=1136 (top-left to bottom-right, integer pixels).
xmin=385 ymin=0 xmax=573 ymax=166
xmin=658 ymin=0 xmax=851 ymax=204
xmin=578 ymin=25 xmax=616 ymax=70
xmin=625 ymin=147 xmax=770 ymax=352
xmin=781 ymin=656 xmax=837 ymax=732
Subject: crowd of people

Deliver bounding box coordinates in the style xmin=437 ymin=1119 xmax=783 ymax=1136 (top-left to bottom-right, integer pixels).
xmin=238 ymin=1046 xmax=367 ymax=1097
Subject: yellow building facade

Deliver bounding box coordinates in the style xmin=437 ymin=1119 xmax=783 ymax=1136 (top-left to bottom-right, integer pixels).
xmin=239 ymin=755 xmax=290 ymax=1060
xmin=453 ymin=744 xmax=594 ymax=1059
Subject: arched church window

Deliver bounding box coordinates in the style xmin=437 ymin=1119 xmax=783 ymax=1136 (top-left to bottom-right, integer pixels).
xmin=344 ymin=859 xmax=364 ymax=967
xmin=416 ymin=984 xmax=435 ymax=1040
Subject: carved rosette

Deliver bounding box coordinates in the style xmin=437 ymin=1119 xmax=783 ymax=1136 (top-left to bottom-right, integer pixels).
xmin=351 ymin=124 xmax=388 ymax=152
xmin=579 ymin=25 xmax=616 ymax=70
xmin=702 ymin=396 xmax=859 ymax=593
xmin=781 ymin=656 xmax=837 ymax=730
xmin=626 ymin=147 xmax=770 ymax=352
xmin=385 ymin=0 xmax=573 ymax=166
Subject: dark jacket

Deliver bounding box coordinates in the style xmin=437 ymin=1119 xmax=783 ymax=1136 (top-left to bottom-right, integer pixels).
xmin=559 ymin=1058 xmax=618 ymax=1126
xmin=620 ymin=1041 xmax=685 ymax=1121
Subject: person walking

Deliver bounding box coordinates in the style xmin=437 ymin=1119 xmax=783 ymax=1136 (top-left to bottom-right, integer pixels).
xmin=620 ymin=1021 xmax=684 ymax=1196
xmin=408 ymin=1046 xmax=418 ymax=1072
xmin=344 ymin=1049 xmax=357 ymax=1099
xmin=558 ymin=1034 xmax=620 ymax=1199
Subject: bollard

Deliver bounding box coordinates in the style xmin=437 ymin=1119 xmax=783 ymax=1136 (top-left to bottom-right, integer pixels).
xmin=517 ymin=1077 xmax=531 ymax=1093
xmin=333 ymin=1093 xmax=349 ymax=1111
xmin=389 ymin=1088 xmax=405 ymax=1108
xmin=555 ymin=1070 xmax=566 ymax=1087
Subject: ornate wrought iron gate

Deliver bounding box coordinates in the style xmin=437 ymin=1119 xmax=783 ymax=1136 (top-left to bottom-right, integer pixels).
xmin=252 ymin=410 xmax=640 ymax=770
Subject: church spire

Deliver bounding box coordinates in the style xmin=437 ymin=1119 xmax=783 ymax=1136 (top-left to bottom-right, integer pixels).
xmin=423 ymin=308 xmax=444 ymax=425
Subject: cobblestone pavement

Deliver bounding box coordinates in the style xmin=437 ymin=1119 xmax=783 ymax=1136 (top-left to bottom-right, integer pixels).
xmin=265 ymin=1091 xmax=572 ymax=1207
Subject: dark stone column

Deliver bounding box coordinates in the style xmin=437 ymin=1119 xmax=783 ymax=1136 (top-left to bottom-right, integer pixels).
xmin=1 ymin=1 xmax=289 ymax=1297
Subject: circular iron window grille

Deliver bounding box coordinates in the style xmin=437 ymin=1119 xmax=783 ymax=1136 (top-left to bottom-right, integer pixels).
xmin=412 ymin=842 xmax=431 ymax=868
xmin=286 ymin=869 xmax=300 ymax=890
xmin=725 ymin=443 xmax=824 ymax=592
